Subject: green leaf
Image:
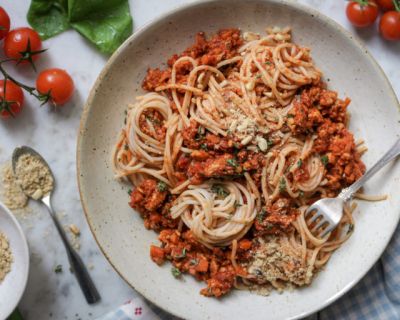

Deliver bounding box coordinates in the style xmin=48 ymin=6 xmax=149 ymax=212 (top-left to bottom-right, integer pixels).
xmin=234 ymin=201 xmax=242 ymax=208
xmin=171 ymin=267 xmax=182 ymax=278
xmin=279 ymin=178 xmax=286 ymax=193
xmin=297 ymin=159 xmax=303 ymax=168
xmin=257 ymin=209 xmax=266 ymax=223
xmin=27 ymin=0 xmax=70 ymax=39
xmin=347 ymin=223 xmax=354 ymax=235
xmin=189 ymin=259 xmax=199 ymax=266
xmin=173 ymin=248 xmax=186 ymax=259
xmin=7 ymin=308 xmax=24 ymax=320
xmin=211 ymin=184 xmax=229 ymax=199
xmin=27 ymin=0 xmax=133 ymax=55
xmin=226 ymin=158 xmax=238 ymax=167
xmin=321 ymin=155 xmax=329 ymax=166
xmin=157 ymin=181 xmax=168 ymax=192
xmin=54 ymin=264 xmax=63 ymax=273
xmin=69 ymin=0 xmax=133 ymax=54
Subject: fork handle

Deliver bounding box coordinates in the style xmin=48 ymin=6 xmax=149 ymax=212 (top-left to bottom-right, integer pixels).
xmin=42 ymin=196 xmax=101 ymax=304
xmin=339 ymin=138 xmax=400 ymax=202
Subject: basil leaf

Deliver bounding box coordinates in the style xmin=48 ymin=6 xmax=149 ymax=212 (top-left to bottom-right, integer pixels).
xmin=27 ymin=0 xmax=133 ymax=54
xmin=7 ymin=309 xmax=24 ymax=320
xmin=69 ymin=0 xmax=133 ymax=54
xmin=27 ymin=0 xmax=70 ymax=39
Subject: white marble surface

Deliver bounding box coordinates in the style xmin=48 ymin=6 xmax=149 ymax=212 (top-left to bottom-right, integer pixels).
xmin=0 ymin=0 xmax=399 ymax=319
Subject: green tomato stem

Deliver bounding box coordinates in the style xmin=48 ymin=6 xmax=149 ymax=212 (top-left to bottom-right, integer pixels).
xmin=393 ymin=0 xmax=400 ymax=12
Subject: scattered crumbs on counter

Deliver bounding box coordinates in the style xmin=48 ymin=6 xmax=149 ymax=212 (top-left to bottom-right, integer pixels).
xmin=1 ymin=162 xmax=28 ymax=210
xmin=69 ymin=224 xmax=80 ymax=236
xmin=0 ymin=231 xmax=13 ymax=282
xmin=65 ymin=223 xmax=81 ymax=251
xmin=56 ymin=211 xmax=66 ymax=220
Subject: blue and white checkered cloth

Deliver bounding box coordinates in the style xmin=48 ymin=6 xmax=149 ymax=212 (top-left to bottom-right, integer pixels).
xmin=317 ymin=222 xmax=400 ymax=320
xmin=98 ymin=223 xmax=400 ymax=320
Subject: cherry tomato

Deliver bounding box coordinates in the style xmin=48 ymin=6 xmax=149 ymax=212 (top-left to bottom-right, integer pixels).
xmin=36 ymin=69 xmax=74 ymax=105
xmin=0 ymin=80 xmax=24 ymax=118
xmin=0 ymin=7 xmax=10 ymax=40
xmin=3 ymin=27 xmax=43 ymax=63
xmin=346 ymin=1 xmax=379 ymax=27
xmin=376 ymin=0 xmax=395 ymax=11
xmin=379 ymin=11 xmax=400 ymax=40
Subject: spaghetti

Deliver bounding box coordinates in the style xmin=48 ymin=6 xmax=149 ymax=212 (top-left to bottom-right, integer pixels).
xmin=112 ymin=27 xmax=369 ymax=297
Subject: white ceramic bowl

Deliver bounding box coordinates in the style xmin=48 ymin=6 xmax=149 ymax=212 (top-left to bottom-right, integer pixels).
xmin=0 ymin=202 xmax=29 ymax=320
xmin=77 ymin=1 xmax=400 ymax=319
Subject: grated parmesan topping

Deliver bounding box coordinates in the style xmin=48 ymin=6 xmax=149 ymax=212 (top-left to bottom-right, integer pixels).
xmin=246 ymin=236 xmax=313 ymax=288
xmin=221 ymin=88 xmax=271 ymax=152
xmin=14 ymin=154 xmax=54 ymax=200
xmin=0 ymin=232 xmax=13 ymax=282
xmin=1 ymin=163 xmax=28 ymax=210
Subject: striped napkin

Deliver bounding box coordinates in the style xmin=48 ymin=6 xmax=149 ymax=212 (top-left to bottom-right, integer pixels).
xmin=97 ymin=297 xmax=177 ymax=320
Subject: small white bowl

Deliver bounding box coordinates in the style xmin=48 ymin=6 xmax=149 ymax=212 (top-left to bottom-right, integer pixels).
xmin=0 ymin=202 xmax=29 ymax=320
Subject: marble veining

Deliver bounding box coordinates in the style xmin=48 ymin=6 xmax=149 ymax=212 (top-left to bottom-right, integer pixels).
xmin=0 ymin=0 xmax=399 ymax=319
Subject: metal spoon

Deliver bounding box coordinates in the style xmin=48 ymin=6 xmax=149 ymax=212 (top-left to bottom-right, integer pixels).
xmin=12 ymin=146 xmax=100 ymax=304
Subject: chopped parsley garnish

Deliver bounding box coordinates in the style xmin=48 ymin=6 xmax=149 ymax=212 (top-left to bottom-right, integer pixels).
xmin=321 ymin=155 xmax=329 ymax=166
xmin=299 ymin=191 xmax=305 ymax=198
xmin=124 ymin=144 xmax=129 ymax=151
xmin=234 ymin=201 xmax=242 ymax=208
xmin=256 ymin=74 xmax=262 ymax=79
xmin=265 ymin=61 xmax=271 ymax=65
xmin=267 ymin=140 xmax=274 ymax=147
xmin=226 ymin=158 xmax=238 ymax=167
xmin=257 ymin=209 xmax=266 ymax=223
xmin=254 ymin=269 xmax=263 ymax=276
xmin=189 ymin=259 xmax=199 ymax=266
xmin=54 ymin=265 xmax=63 ymax=273
xmin=171 ymin=267 xmax=182 ymax=278
xmin=200 ymin=143 xmax=208 ymax=151
xmin=145 ymin=115 xmax=161 ymax=125
xmin=233 ymin=143 xmax=241 ymax=155
xmin=347 ymin=224 xmax=354 ymax=235
xmin=128 ymin=189 xmax=132 ymax=196
xmin=174 ymin=248 xmax=186 ymax=259
xmin=279 ymin=178 xmax=286 ymax=193
xmin=195 ymin=126 xmax=206 ymax=141
xmin=297 ymin=159 xmax=303 ymax=168
xmin=287 ymin=114 xmax=294 ymax=118
xmin=265 ymin=224 xmax=273 ymax=230
xmin=211 ymin=184 xmax=229 ymax=199
xmin=157 ymin=181 xmax=168 ymax=192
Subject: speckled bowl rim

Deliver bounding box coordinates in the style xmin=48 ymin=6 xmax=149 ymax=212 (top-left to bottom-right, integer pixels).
xmin=77 ymin=0 xmax=400 ymax=318
xmin=0 ymin=201 xmax=30 ymax=319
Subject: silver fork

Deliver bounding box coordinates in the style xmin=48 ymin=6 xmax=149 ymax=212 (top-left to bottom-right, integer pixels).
xmin=305 ymin=138 xmax=400 ymax=238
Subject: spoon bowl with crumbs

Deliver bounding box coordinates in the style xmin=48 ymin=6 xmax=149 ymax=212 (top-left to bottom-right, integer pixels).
xmin=12 ymin=146 xmax=100 ymax=304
